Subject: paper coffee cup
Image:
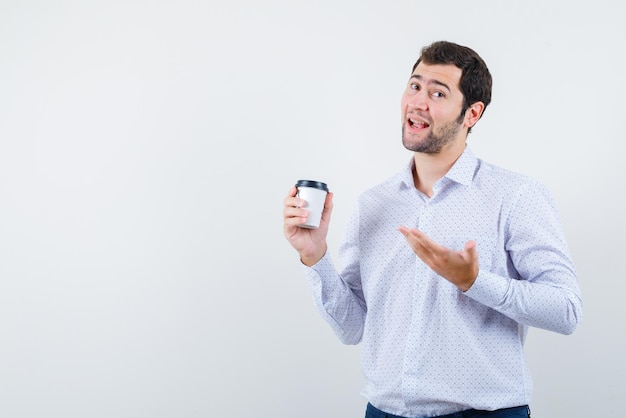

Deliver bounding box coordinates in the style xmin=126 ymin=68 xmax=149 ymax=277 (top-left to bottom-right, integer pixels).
xmin=295 ymin=180 xmax=329 ymax=229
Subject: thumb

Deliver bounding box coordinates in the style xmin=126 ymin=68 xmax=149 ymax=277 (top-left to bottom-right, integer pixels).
xmin=321 ymin=192 xmax=334 ymax=219
xmin=464 ymin=240 xmax=477 ymax=257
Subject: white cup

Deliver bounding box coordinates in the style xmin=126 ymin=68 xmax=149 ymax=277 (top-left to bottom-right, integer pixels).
xmin=295 ymin=180 xmax=329 ymax=229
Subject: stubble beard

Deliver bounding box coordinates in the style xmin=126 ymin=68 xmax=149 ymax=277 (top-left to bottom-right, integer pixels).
xmin=402 ymin=115 xmax=464 ymax=155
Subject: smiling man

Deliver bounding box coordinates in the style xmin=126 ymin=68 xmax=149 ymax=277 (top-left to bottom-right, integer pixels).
xmin=283 ymin=41 xmax=582 ymax=418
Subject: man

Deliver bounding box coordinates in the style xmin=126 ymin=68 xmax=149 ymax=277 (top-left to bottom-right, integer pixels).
xmin=282 ymin=41 xmax=582 ymax=418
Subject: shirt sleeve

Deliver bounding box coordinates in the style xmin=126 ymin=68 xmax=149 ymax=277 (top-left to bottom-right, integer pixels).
xmin=301 ymin=205 xmax=367 ymax=345
xmin=464 ymin=180 xmax=583 ymax=335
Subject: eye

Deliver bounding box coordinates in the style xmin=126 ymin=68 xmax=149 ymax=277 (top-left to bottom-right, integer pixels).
xmin=410 ymin=83 xmax=419 ymax=90
xmin=431 ymin=91 xmax=445 ymax=98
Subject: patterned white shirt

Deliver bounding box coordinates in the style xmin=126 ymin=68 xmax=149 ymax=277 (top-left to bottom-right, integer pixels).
xmin=303 ymin=146 xmax=582 ymax=417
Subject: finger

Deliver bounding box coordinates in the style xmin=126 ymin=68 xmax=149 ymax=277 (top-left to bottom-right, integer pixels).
xmin=398 ymin=227 xmax=434 ymax=261
xmin=398 ymin=226 xmax=424 ymax=249
xmin=284 ymin=196 xmax=305 ymax=209
xmin=407 ymin=229 xmax=447 ymax=256
xmin=320 ymin=192 xmax=334 ymax=223
xmin=284 ymin=215 xmax=308 ymax=229
xmin=464 ymin=240 xmax=477 ymax=252
xmin=283 ymin=209 xmax=310 ymax=236
xmin=324 ymin=191 xmax=334 ymax=209
xmin=463 ymin=240 xmax=478 ymax=261
xmin=398 ymin=227 xmax=432 ymax=254
xmin=283 ymin=187 xmax=310 ymax=225
xmin=284 ymin=187 xmax=306 ymax=208
xmin=283 ymin=205 xmax=308 ymax=219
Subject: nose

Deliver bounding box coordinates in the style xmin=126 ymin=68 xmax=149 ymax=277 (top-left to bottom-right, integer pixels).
xmin=405 ymin=90 xmax=428 ymax=111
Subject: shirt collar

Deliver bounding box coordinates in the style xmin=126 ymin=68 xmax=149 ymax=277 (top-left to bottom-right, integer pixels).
xmin=444 ymin=146 xmax=478 ymax=186
xmin=399 ymin=146 xmax=479 ymax=189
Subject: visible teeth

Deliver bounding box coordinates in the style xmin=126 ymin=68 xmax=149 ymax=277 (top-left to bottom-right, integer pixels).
xmin=410 ymin=118 xmax=428 ymax=127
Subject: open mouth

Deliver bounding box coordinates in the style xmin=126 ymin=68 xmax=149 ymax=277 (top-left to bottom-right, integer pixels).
xmin=408 ymin=117 xmax=430 ymax=129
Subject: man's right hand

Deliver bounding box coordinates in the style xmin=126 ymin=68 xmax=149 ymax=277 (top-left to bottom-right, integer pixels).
xmin=283 ymin=186 xmax=333 ymax=266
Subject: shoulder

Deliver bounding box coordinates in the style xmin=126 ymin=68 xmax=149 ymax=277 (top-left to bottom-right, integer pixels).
xmin=475 ymin=159 xmax=548 ymax=193
xmin=358 ymin=165 xmax=409 ymax=204
xmin=474 ymin=159 xmax=558 ymax=221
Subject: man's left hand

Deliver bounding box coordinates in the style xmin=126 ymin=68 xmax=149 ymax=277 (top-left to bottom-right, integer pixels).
xmin=398 ymin=226 xmax=479 ymax=292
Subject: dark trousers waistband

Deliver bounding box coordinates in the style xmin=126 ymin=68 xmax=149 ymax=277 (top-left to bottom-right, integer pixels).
xmin=365 ymin=403 xmax=530 ymax=418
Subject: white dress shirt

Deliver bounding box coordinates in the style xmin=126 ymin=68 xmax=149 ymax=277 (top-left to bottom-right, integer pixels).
xmin=303 ymin=147 xmax=582 ymax=417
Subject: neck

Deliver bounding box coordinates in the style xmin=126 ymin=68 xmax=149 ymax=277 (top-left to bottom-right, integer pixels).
xmin=412 ymin=142 xmax=466 ymax=197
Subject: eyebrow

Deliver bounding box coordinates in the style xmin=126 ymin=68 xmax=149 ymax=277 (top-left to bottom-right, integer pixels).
xmin=410 ymin=75 xmax=451 ymax=92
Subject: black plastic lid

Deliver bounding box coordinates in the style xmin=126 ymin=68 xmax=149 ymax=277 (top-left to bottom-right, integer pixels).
xmin=296 ymin=179 xmax=328 ymax=192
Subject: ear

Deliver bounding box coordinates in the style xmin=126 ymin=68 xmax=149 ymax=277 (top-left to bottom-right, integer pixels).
xmin=464 ymin=101 xmax=485 ymax=129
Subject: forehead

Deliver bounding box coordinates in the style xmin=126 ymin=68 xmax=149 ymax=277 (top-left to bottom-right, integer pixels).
xmin=411 ymin=62 xmax=463 ymax=91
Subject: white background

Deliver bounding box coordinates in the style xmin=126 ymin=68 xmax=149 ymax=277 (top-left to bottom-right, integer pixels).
xmin=0 ymin=1 xmax=623 ymax=417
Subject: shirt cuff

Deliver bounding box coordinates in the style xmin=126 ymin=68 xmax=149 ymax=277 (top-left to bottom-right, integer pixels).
xmin=300 ymin=252 xmax=335 ymax=282
xmin=464 ymin=269 xmax=511 ymax=308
